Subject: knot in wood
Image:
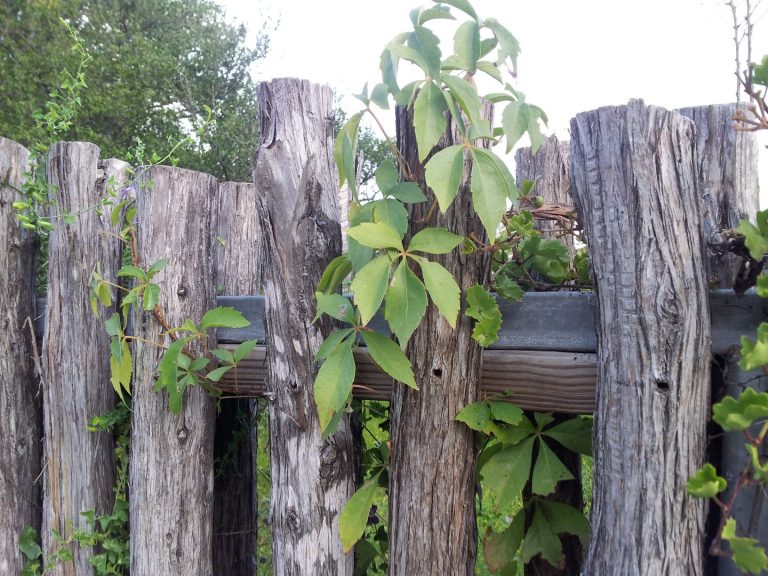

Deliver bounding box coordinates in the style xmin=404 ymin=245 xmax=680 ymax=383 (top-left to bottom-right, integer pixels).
xmin=319 ymin=443 xmax=341 ymax=489
xmin=176 ymin=285 xmax=188 ymax=298
xmin=177 ymin=425 xmax=188 ymax=442
xmin=286 ymin=507 xmax=301 ymax=533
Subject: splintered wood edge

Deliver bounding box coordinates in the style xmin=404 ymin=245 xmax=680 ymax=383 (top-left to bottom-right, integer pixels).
xmin=216 ymin=346 xmax=597 ymax=414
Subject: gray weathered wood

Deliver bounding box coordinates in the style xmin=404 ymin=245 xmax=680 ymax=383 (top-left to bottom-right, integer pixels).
xmin=130 ymin=166 xmax=217 ymax=575
xmin=0 ymin=137 xmax=41 ymax=575
xmin=255 ymin=78 xmax=355 ymax=575
xmin=678 ymin=104 xmax=760 ymax=289
xmin=42 ymin=143 xmax=124 ymax=575
xmin=387 ymin=104 xmax=492 ymax=575
xmin=570 ymin=100 xmax=711 ymax=575
xmin=213 ymin=181 xmax=261 ymax=575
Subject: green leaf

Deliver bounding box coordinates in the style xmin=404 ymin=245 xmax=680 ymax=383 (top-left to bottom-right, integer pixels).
xmin=200 ymin=307 xmax=250 ymax=330
xmin=370 ymin=83 xmax=390 ymax=110
xmin=480 ymin=437 xmax=535 ymax=510
xmin=389 ymin=182 xmax=427 ymax=204
xmin=415 ymin=256 xmax=461 ymax=327
xmin=471 ymin=147 xmax=516 ymax=239
xmin=384 ymin=259 xmax=428 ymax=345
xmin=424 ymin=144 xmax=465 ymax=212
xmin=712 ymin=387 xmax=768 ymax=431
xmin=528 ymin=105 xmax=547 ymax=155
xmin=542 ymin=416 xmax=593 ymax=455
xmin=314 ymin=339 xmax=356 ymax=436
xmin=495 ymin=274 xmax=524 ymax=302
xmin=477 ymin=60 xmax=502 ymax=83
xmin=417 ymin=5 xmax=455 ymax=24
xmin=350 ymin=255 xmax=393 ymax=325
xmin=19 ymin=526 xmax=42 ymax=560
xmin=339 ymin=475 xmax=384 ymax=553
xmin=110 ymin=338 xmax=132 ymax=400
xmin=739 ymin=324 xmax=768 ymax=371
xmin=686 ymin=463 xmax=727 ymax=498
xmin=485 ymin=18 xmax=520 ymax=71
xmin=484 ymin=511 xmax=524 ymax=573
xmin=233 ymin=339 xmax=258 ymax=363
xmin=117 ymin=264 xmax=147 ymax=280
xmin=408 ymin=228 xmax=463 ymax=254
xmin=747 ymin=443 xmax=768 ymax=482
xmin=147 ymin=258 xmax=168 ymax=276
xmin=522 ymin=504 xmax=563 ymax=565
xmin=373 ymin=199 xmax=408 ymax=237
xmin=534 ymin=412 xmax=555 ymax=429
xmin=212 ymin=348 xmax=235 ymax=363
xmin=315 ymin=293 xmax=356 ymax=324
xmin=456 ymin=401 xmax=491 ymax=431
xmin=317 ymin=255 xmax=352 ymax=295
xmin=363 ymin=330 xmax=417 ymax=388
xmin=349 ymin=203 xmax=375 ymax=272
xmin=439 ymin=0 xmax=479 ymax=21
xmin=453 ymin=21 xmax=481 ymax=73
xmin=465 ymin=284 xmax=502 ymax=347
xmin=375 ymin=160 xmax=399 ymax=194
xmin=540 ymin=501 xmax=590 ymax=544
xmin=502 ymin=101 xmax=530 ymax=153
xmin=413 ymin=80 xmax=448 ymax=161
xmin=489 ymin=402 xmax=524 ymax=425
xmin=143 ymin=283 xmax=160 ymax=311
xmin=752 ymin=54 xmax=768 ymax=86
xmin=154 ymin=337 xmax=190 ymax=414
xmin=347 ymin=222 xmax=404 ymax=250
xmin=206 ymin=365 xmax=232 ymax=382
xmin=409 ymin=25 xmax=442 ymax=79
xmin=380 ymin=45 xmax=401 ymax=94
xmin=757 ymin=274 xmax=768 ymax=298
xmin=104 ymin=313 xmax=122 ymax=337
xmin=532 ymin=439 xmax=575 ymax=496
xmin=441 ymin=74 xmax=483 ymax=127
xmin=722 ymin=518 xmax=768 ymax=573
xmin=316 ymin=328 xmax=355 ymax=362
xmin=334 ymin=111 xmax=364 ymax=197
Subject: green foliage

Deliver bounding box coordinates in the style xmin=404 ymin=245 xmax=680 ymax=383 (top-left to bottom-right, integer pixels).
xmin=465 ymin=284 xmax=503 ymax=347
xmin=340 ymin=474 xmax=386 ymax=553
xmin=722 ymin=518 xmax=768 ymax=573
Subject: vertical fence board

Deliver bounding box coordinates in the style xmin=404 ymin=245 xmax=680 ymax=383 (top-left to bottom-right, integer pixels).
xmin=213 ymin=181 xmax=261 ymax=575
xmin=516 ymin=136 xmax=583 ymax=576
xmin=42 ymin=143 xmax=122 ymax=574
xmin=570 ymin=101 xmax=710 ymax=575
xmin=0 ymin=137 xmax=40 ymax=574
xmin=130 ymin=166 xmax=217 ymax=575
xmin=387 ymin=104 xmax=492 ymax=575
xmin=255 ymin=78 xmax=355 ymax=575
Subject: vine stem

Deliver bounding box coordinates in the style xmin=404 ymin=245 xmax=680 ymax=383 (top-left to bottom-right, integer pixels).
xmin=366 ymin=107 xmax=414 ymax=181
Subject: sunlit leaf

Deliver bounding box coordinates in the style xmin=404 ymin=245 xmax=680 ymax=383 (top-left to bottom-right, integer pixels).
xmin=389 ymin=182 xmax=427 ymax=204
xmin=314 ymin=339 xmax=355 ymax=436
xmin=502 ymin=101 xmax=530 ymax=153
xmin=415 ymin=256 xmax=461 ymax=327
xmin=712 ymin=387 xmax=768 ymax=431
xmin=722 ymin=518 xmax=768 ymax=574
xmin=384 ymin=259 xmax=428 ymax=346
xmin=442 ymin=74 xmax=483 ymax=127
xmin=200 ymin=307 xmax=250 ymax=330
xmin=465 ymin=284 xmax=502 ymax=347
xmin=315 ymin=328 xmax=355 ymax=361
xmin=453 ymin=21 xmax=481 ymax=73
xmin=424 ymin=144 xmax=465 ymax=212
xmin=347 ymin=221 xmax=404 ymax=250
xmin=350 ymin=255 xmax=393 ymax=325
xmin=315 ymin=293 xmax=356 ymax=324
xmin=363 ymin=330 xmax=417 ymax=388
xmin=413 ymin=80 xmax=448 ymax=161
xmin=489 ymin=402 xmax=524 ymax=425
xmin=456 ymin=401 xmax=491 ymax=431
xmin=339 ymin=474 xmax=385 ymax=552
xmin=408 ymin=227 xmax=463 ymax=254
xmin=373 ymin=199 xmax=408 ymax=237
xmin=375 ymin=160 xmax=399 ymax=194
xmin=686 ymin=463 xmax=727 ymax=498
xmin=471 ymin=147 xmax=516 ymax=239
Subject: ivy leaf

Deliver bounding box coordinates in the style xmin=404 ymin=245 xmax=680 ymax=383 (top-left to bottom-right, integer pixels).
xmin=424 ymin=144 xmax=465 ymax=212
xmin=456 ymin=401 xmax=492 ymax=432
xmin=408 ymin=25 xmax=442 ymax=79
xmin=737 ymin=211 xmax=768 ymax=260
xmin=350 ymin=255 xmax=393 ymax=325
xmin=532 ymin=439 xmax=574 ymax=496
xmin=453 ymin=21 xmax=481 ymax=73
xmin=363 ymin=330 xmax=417 ymax=388
xmin=747 ymin=443 xmax=768 ymax=482
xmin=739 ymin=323 xmax=768 ymax=371
xmin=314 ymin=339 xmax=355 ymax=437
xmin=465 ymin=284 xmax=502 ymax=347
xmin=200 ymin=307 xmax=250 ymax=330
xmin=522 ymin=504 xmax=563 ymax=565
xmin=542 ymin=416 xmax=593 ymax=455
xmin=375 ymin=160 xmax=399 ymax=194
xmin=389 ymin=182 xmax=427 ymax=204
xmin=722 ymin=518 xmax=768 ymax=574
xmin=315 ymin=328 xmax=355 ymax=361
xmin=439 ymin=0 xmax=479 ymax=21
xmin=415 ymin=256 xmax=461 ymax=328
xmin=484 ymin=511 xmax=524 ymax=573
xmin=686 ymin=463 xmax=727 ymax=498
xmin=315 ymin=293 xmax=356 ymax=324
xmin=317 ymin=255 xmax=352 ymax=295
xmin=413 ymin=80 xmax=448 ymax=161
xmin=340 ymin=474 xmax=385 ymax=553
xmin=489 ymin=402 xmax=524 ymax=425
xmin=539 ymin=501 xmax=590 ymax=545
xmin=502 ymin=101 xmax=530 ymax=153
xmin=334 ymin=111 xmax=364 ymax=197
xmin=408 ymin=227 xmax=463 ymax=254
xmin=373 ymin=198 xmax=408 ymax=237
xmin=712 ymin=387 xmax=768 ymax=431
xmin=442 ymin=74 xmax=483 ymax=127
xmin=347 ymin=221 xmax=404 ymax=250
xmin=471 ymin=147 xmax=517 ymax=239
xmin=384 ymin=259 xmax=428 ymax=346
xmin=480 ymin=437 xmax=535 ymax=510
xmin=485 ymin=18 xmax=520 ymax=71
xmin=495 ymin=274 xmax=524 ymax=302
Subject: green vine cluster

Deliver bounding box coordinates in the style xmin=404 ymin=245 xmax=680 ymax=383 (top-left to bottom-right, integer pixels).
xmin=316 ymin=1 xmax=592 ymax=571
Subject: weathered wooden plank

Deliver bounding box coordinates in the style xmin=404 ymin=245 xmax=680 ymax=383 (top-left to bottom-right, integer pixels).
xmin=570 ymin=100 xmax=710 ymax=575
xmin=0 ymin=137 xmax=40 ymax=575
xmin=130 ymin=166 xmax=217 ymax=575
xmin=213 ymin=181 xmax=260 ymax=576
xmin=255 ymin=78 xmax=355 ymax=575
xmin=42 ymin=143 xmax=124 ymax=575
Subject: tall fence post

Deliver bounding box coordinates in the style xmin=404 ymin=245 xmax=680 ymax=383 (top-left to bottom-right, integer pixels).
xmin=255 ymin=78 xmax=355 ymax=575
xmin=680 ymin=103 xmax=765 ymax=576
xmin=515 ymin=136 xmax=583 ymax=576
xmin=129 ymin=166 xmax=218 ymax=575
xmin=213 ymin=181 xmax=261 ymax=575
xmin=0 ymin=137 xmax=41 ymax=574
xmin=386 ymin=103 xmax=492 ymax=575
xmin=570 ymin=100 xmax=711 ymax=575
xmin=42 ymin=143 xmax=124 ymax=575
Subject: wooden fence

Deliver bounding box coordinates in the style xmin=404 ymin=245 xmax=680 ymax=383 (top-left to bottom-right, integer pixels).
xmin=0 ymin=77 xmax=765 ymax=575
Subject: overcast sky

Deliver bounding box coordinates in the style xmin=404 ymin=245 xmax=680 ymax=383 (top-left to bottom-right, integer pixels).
xmin=218 ymin=0 xmax=767 ymax=200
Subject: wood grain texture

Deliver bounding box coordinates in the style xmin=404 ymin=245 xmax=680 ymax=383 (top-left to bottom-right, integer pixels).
xmin=570 ymin=100 xmax=710 ymax=576
xmin=0 ymin=137 xmax=41 ymax=575
xmin=41 ymin=143 xmax=124 ymax=575
xmin=678 ymin=104 xmax=759 ymax=289
xmin=130 ymin=166 xmax=217 ymax=575
xmin=213 ymin=181 xmax=261 ymax=575
xmin=255 ymin=78 xmax=355 ymax=576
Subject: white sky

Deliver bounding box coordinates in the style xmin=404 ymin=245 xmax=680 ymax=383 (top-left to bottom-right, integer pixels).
xmin=218 ymin=0 xmax=768 ymax=200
